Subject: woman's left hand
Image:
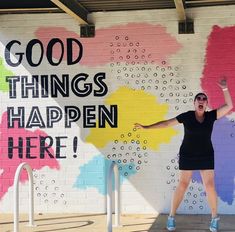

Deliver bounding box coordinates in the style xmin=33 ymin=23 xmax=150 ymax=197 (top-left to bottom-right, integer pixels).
xmin=217 ymin=77 xmax=227 ymax=89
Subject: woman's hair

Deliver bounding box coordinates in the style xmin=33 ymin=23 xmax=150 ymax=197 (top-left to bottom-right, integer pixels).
xmin=194 ymin=92 xmax=208 ymax=102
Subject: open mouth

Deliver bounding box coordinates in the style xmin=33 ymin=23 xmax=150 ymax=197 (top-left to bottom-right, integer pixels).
xmin=199 ymin=105 xmax=203 ymax=109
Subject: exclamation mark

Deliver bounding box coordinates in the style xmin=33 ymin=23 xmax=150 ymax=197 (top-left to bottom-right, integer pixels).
xmin=73 ymin=136 xmax=78 ymax=158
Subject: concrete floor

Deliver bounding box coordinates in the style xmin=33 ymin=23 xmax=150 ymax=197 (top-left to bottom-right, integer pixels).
xmin=0 ymin=213 xmax=235 ymax=232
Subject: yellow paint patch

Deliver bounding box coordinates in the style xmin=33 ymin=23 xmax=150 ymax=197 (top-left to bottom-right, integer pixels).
xmin=86 ymin=87 xmax=178 ymax=150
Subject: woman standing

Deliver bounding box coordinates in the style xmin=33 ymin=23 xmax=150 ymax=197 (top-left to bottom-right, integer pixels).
xmin=134 ymin=79 xmax=233 ymax=232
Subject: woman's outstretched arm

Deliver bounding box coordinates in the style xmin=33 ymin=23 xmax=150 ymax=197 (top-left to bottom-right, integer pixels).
xmin=134 ymin=117 xmax=179 ymax=129
xmin=217 ymin=78 xmax=233 ymax=119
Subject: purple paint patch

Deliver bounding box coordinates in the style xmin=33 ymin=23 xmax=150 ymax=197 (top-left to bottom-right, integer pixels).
xmin=192 ymin=117 xmax=235 ymax=205
xmin=213 ymin=117 xmax=235 ymax=205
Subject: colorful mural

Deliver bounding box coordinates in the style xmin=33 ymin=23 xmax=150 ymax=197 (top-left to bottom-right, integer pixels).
xmin=0 ymin=112 xmax=60 ymax=199
xmin=201 ymin=25 xmax=235 ymax=111
xmin=35 ymin=24 xmax=182 ymax=67
xmin=0 ymin=15 xmax=235 ymax=214
xmin=0 ymin=57 xmax=10 ymax=92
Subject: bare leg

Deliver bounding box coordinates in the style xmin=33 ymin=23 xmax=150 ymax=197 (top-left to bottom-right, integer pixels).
xmin=200 ymin=170 xmax=218 ymax=218
xmin=170 ymin=170 xmax=193 ymax=216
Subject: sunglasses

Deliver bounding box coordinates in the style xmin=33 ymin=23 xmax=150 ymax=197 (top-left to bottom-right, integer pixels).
xmin=196 ymin=96 xmax=207 ymax=101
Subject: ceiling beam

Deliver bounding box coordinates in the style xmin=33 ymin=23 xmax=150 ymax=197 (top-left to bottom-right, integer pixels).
xmin=50 ymin=0 xmax=89 ymax=24
xmin=174 ymin=0 xmax=186 ymax=21
xmin=0 ymin=8 xmax=61 ymax=14
xmin=186 ymin=0 xmax=235 ymax=3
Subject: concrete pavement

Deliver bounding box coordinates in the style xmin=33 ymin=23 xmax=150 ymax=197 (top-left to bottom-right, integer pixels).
xmin=0 ymin=213 xmax=234 ymax=232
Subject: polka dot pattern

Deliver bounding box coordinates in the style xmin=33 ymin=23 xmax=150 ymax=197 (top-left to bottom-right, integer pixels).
xmin=106 ymin=129 xmax=149 ymax=176
xmin=33 ymin=170 xmax=67 ymax=205
xmin=165 ymin=155 xmax=206 ymax=211
xmin=109 ymin=35 xmax=194 ymax=111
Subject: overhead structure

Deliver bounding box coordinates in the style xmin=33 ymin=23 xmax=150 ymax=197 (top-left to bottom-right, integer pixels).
xmin=1 ymin=0 xmax=235 ymax=14
xmin=50 ymin=0 xmax=89 ymax=25
xmin=174 ymin=0 xmax=194 ymax=34
xmin=174 ymin=0 xmax=186 ymax=21
xmin=50 ymin=0 xmax=95 ymax=37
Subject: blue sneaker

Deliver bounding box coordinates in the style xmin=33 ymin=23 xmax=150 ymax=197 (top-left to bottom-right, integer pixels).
xmin=209 ymin=217 xmax=220 ymax=232
xmin=166 ymin=216 xmax=176 ymax=231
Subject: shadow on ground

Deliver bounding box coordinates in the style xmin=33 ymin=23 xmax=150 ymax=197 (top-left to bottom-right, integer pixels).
xmin=144 ymin=214 xmax=235 ymax=232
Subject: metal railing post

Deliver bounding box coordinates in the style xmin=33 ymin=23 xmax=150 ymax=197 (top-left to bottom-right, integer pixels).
xmin=107 ymin=161 xmax=121 ymax=232
xmin=13 ymin=162 xmax=35 ymax=232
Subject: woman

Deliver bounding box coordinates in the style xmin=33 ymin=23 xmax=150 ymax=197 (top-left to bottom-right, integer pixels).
xmin=134 ymin=79 xmax=233 ymax=232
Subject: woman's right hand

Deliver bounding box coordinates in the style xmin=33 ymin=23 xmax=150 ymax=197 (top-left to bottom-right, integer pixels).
xmin=134 ymin=123 xmax=145 ymax=129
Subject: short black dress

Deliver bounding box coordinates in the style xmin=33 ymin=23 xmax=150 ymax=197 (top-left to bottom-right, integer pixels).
xmin=176 ymin=110 xmax=217 ymax=170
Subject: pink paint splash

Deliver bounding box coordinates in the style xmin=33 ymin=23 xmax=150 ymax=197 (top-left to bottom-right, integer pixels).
xmin=35 ymin=23 xmax=182 ymax=67
xmin=201 ymin=25 xmax=235 ymax=111
xmin=0 ymin=112 xmax=60 ymax=200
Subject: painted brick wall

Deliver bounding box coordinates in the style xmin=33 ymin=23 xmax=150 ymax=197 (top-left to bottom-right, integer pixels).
xmin=0 ymin=5 xmax=235 ymax=215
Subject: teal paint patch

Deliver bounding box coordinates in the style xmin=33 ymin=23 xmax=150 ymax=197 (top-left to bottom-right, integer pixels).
xmin=74 ymin=155 xmax=137 ymax=195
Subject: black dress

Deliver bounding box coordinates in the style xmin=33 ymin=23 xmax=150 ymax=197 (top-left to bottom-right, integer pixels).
xmin=176 ymin=110 xmax=217 ymax=170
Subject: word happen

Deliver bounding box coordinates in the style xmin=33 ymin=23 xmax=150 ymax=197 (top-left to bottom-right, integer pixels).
xmin=7 ymin=105 xmax=118 ymax=128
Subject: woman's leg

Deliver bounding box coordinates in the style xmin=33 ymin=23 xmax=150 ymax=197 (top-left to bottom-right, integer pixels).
xmin=200 ymin=170 xmax=218 ymax=218
xmin=170 ymin=170 xmax=193 ymax=216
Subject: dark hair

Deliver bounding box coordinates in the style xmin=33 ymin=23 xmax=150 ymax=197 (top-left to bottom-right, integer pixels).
xmin=194 ymin=92 xmax=208 ymax=102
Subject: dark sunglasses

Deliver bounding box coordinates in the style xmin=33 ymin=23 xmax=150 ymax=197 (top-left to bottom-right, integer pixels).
xmin=196 ymin=96 xmax=207 ymax=101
